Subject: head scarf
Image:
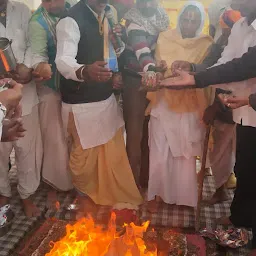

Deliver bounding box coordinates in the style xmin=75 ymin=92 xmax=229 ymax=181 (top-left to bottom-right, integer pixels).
xmin=220 ymin=9 xmax=242 ymax=29
xmin=177 ymin=1 xmax=206 ymax=37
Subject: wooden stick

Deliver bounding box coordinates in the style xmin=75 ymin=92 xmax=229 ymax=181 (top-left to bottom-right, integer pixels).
xmin=195 ymin=124 xmax=211 ymax=232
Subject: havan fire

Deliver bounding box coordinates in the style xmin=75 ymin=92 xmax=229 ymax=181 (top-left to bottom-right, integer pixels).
xmin=46 ymin=212 xmax=157 ymax=256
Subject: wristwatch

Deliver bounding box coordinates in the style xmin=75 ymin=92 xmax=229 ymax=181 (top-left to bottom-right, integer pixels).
xmin=0 ymin=102 xmax=7 ymax=118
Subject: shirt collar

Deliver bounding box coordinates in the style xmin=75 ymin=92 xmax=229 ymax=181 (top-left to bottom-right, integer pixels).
xmin=86 ymin=4 xmax=105 ymax=19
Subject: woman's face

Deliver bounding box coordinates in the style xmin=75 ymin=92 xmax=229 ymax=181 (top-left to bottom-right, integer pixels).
xmin=179 ymin=8 xmax=201 ymax=38
xmin=137 ymin=0 xmax=158 ymax=17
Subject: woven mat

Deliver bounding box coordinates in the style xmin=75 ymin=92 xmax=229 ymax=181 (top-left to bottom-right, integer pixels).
xmin=0 ymin=167 xmax=252 ymax=256
xmin=0 ymin=169 xmax=48 ymax=256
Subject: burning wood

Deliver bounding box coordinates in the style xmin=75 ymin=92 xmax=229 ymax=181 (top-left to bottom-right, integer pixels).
xmin=46 ymin=212 xmax=156 ymax=256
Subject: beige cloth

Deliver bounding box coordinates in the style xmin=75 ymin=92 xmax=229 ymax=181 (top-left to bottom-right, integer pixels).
xmin=20 ymin=81 xmax=39 ymax=117
xmin=147 ymin=29 xmax=214 ymax=117
xmin=0 ymin=105 xmax=42 ymax=199
xmin=148 ymin=116 xmax=198 ymax=207
xmin=67 ymin=113 xmax=142 ymax=206
xmin=62 ymin=94 xmax=124 ymax=150
xmin=209 ymin=120 xmax=236 ymax=188
xmin=37 ymin=84 xmax=73 ymax=191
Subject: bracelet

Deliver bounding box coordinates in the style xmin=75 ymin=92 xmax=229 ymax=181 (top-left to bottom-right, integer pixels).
xmin=0 ymin=102 xmax=7 ymax=118
xmin=190 ymin=63 xmax=196 ymax=72
xmin=80 ymin=65 xmax=85 ymax=81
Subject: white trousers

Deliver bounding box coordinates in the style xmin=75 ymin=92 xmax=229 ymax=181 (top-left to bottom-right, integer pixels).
xmin=0 ymin=105 xmax=42 ymax=199
xmin=209 ymin=120 xmax=236 ymax=188
xmin=37 ymin=85 xmax=73 ymax=191
xmin=148 ymin=116 xmax=198 ymax=207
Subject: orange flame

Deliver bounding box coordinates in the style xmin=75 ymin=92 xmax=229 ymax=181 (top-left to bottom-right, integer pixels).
xmin=46 ymin=212 xmax=156 ymax=256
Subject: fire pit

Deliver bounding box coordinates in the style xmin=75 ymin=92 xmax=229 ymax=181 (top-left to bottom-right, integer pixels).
xmin=16 ymin=213 xmax=205 ymax=256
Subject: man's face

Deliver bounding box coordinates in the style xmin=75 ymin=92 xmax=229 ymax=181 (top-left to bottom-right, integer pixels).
xmin=42 ymin=0 xmax=65 ymax=16
xmin=137 ymin=0 xmax=158 ymax=18
xmin=87 ymin=0 xmax=108 ymax=15
xmin=231 ymin=0 xmax=256 ymax=18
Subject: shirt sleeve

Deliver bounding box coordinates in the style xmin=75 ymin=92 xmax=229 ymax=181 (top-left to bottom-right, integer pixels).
xmin=21 ymin=4 xmax=32 ymax=68
xmin=126 ymin=23 xmax=155 ymax=72
xmin=55 ymin=17 xmax=83 ymax=82
xmin=249 ymin=93 xmax=256 ymax=111
xmin=195 ymin=46 xmax=256 ymax=88
xmin=212 ymin=21 xmax=241 ymax=66
xmin=28 ymin=20 xmax=49 ymax=68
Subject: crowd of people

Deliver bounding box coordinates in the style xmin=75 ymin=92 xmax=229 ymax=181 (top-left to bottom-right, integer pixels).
xmin=0 ymin=0 xmax=256 ymax=254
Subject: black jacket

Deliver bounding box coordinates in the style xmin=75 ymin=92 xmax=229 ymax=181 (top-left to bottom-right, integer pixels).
xmin=195 ymin=46 xmax=256 ymax=88
xmin=60 ymin=1 xmax=113 ymax=104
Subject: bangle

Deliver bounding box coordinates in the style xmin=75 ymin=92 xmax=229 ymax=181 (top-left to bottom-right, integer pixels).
xmin=190 ymin=63 xmax=196 ymax=72
xmin=0 ymin=102 xmax=7 ymax=118
xmin=80 ymin=65 xmax=85 ymax=81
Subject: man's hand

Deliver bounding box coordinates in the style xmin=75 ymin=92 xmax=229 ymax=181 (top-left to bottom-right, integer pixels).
xmin=160 ymin=70 xmax=196 ymax=89
xmin=0 ymin=80 xmax=22 ymax=112
xmin=1 ymin=104 xmax=25 ymax=141
xmin=86 ymin=61 xmax=112 ymax=82
xmin=155 ymin=60 xmax=168 ymax=73
xmin=171 ymin=60 xmax=192 ymax=76
xmin=33 ymin=62 xmax=52 ymax=82
xmin=1 ymin=118 xmax=26 ymax=142
xmin=13 ymin=63 xmax=33 ymax=84
xmin=224 ymin=96 xmax=249 ymax=109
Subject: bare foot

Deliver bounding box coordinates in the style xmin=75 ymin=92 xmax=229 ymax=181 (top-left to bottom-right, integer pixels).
xmin=147 ymin=199 xmax=158 ymax=213
xmin=216 ymin=216 xmax=232 ymax=226
xmin=22 ymin=198 xmax=41 ymax=218
xmin=248 ymin=249 xmax=256 ymax=256
xmin=0 ymin=195 xmax=10 ymax=207
xmin=46 ymin=189 xmax=58 ymax=210
xmin=204 ymin=187 xmax=229 ymax=205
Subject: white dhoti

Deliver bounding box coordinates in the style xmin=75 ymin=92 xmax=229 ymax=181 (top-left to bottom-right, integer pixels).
xmin=37 ymin=84 xmax=73 ymax=191
xmin=148 ymin=99 xmax=205 ymax=207
xmin=0 ymin=105 xmax=42 ymax=199
xmin=209 ymin=120 xmax=236 ymax=188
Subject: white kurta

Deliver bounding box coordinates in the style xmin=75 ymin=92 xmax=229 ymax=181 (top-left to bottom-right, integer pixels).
xmin=29 ymin=1 xmax=77 ymax=191
xmin=0 ymin=1 xmax=42 ymax=199
xmin=211 ymin=18 xmax=256 ymax=128
xmin=148 ymin=99 xmax=205 ymax=207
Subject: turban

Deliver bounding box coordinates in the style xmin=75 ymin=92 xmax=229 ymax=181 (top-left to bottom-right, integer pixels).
xmin=219 ymin=9 xmax=242 ymax=29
